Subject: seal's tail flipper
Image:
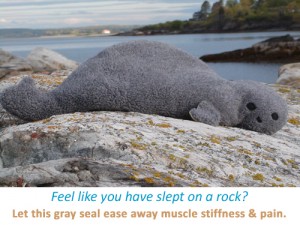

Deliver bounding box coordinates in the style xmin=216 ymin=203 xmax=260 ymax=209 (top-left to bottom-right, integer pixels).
xmin=0 ymin=76 xmax=62 ymax=121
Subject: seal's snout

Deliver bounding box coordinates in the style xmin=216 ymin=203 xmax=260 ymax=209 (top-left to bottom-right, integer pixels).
xmin=234 ymin=80 xmax=288 ymax=135
xmin=239 ymin=103 xmax=287 ymax=135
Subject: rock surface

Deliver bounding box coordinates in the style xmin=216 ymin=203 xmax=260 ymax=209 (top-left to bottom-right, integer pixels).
xmin=277 ymin=63 xmax=300 ymax=88
xmin=0 ymin=49 xmax=32 ymax=78
xmin=201 ymin=35 xmax=300 ymax=63
xmin=27 ymin=47 xmax=78 ymax=72
xmin=0 ymin=48 xmax=77 ymax=78
xmin=0 ymin=73 xmax=299 ymax=187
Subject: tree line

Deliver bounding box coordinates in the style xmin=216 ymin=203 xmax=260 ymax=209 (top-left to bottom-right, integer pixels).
xmin=138 ymin=0 xmax=300 ymax=33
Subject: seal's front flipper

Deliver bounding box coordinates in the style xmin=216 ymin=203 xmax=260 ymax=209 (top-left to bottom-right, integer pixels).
xmin=189 ymin=101 xmax=221 ymax=126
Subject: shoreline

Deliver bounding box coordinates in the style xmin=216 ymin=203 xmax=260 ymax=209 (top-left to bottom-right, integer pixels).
xmin=38 ymin=33 xmax=117 ymax=39
xmin=1 ymin=29 xmax=300 ymax=40
xmin=0 ymin=33 xmax=117 ymax=40
xmin=116 ymin=28 xmax=300 ymax=37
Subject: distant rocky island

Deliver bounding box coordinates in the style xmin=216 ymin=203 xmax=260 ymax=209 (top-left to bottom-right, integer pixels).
xmin=200 ymin=34 xmax=300 ymax=63
xmin=199 ymin=33 xmax=300 ymax=88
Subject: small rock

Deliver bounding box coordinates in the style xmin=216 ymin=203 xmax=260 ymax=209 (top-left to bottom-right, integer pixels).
xmin=259 ymin=34 xmax=294 ymax=43
xmin=27 ymin=47 xmax=78 ymax=72
xmin=0 ymin=49 xmax=32 ymax=78
xmin=277 ymin=63 xmax=300 ymax=88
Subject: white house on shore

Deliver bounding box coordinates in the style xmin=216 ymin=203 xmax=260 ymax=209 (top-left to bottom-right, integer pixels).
xmin=101 ymin=29 xmax=111 ymax=34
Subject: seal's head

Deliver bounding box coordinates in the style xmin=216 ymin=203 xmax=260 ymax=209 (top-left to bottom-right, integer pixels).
xmin=234 ymin=81 xmax=288 ymax=135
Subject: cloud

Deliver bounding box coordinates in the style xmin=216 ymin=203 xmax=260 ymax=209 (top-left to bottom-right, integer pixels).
xmin=0 ymin=18 xmax=8 ymax=23
xmin=64 ymin=18 xmax=96 ymax=25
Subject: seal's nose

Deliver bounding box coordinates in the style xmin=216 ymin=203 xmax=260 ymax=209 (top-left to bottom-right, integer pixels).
xmin=272 ymin=113 xmax=279 ymax=120
xmin=256 ymin=117 xmax=262 ymax=123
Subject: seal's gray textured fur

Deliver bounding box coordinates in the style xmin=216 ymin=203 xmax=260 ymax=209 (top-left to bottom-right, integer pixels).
xmin=0 ymin=40 xmax=288 ymax=134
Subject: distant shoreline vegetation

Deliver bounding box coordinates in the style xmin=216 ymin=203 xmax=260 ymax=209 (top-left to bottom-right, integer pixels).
xmin=0 ymin=25 xmax=140 ymax=39
xmin=130 ymin=0 xmax=300 ymax=35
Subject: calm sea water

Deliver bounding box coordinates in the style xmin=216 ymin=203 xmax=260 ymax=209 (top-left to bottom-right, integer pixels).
xmin=1 ymin=31 xmax=300 ymax=83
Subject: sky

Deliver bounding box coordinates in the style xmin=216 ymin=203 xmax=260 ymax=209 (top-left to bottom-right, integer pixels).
xmin=0 ymin=0 xmax=217 ymax=29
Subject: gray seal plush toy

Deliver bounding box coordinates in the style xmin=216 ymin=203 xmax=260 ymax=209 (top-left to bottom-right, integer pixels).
xmin=0 ymin=40 xmax=287 ymax=134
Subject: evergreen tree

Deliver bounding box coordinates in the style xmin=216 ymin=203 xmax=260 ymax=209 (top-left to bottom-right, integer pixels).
xmin=226 ymin=0 xmax=238 ymax=8
xmin=201 ymin=0 xmax=211 ymax=15
xmin=212 ymin=0 xmax=223 ymax=13
xmin=240 ymin=0 xmax=255 ymax=7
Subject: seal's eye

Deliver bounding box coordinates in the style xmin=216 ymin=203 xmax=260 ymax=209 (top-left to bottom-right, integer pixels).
xmin=272 ymin=113 xmax=279 ymax=120
xmin=246 ymin=102 xmax=256 ymax=111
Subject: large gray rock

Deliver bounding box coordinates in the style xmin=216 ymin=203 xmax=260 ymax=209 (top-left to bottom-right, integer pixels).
xmin=277 ymin=63 xmax=300 ymax=88
xmin=0 ymin=86 xmax=299 ymax=187
xmin=0 ymin=158 xmax=172 ymax=187
xmin=0 ymin=73 xmax=299 ymax=187
xmin=0 ymin=48 xmax=78 ymax=78
xmin=0 ymin=49 xmax=32 ymax=78
xmin=27 ymin=47 xmax=78 ymax=72
xmin=0 ymin=49 xmax=16 ymax=65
